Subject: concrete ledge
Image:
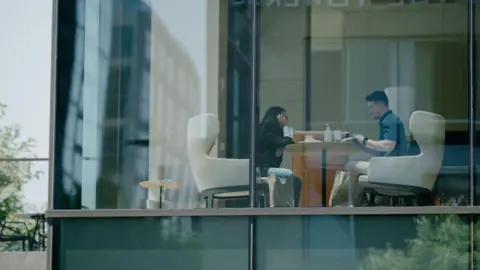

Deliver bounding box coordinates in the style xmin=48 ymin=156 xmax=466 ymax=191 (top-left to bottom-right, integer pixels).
xmin=0 ymin=252 xmax=46 ymax=270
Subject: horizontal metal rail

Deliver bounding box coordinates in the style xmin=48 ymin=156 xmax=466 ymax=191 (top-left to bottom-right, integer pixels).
xmin=46 ymin=206 xmax=480 ymax=218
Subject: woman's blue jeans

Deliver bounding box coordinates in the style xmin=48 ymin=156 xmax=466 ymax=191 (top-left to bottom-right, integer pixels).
xmin=267 ymin=168 xmax=302 ymax=207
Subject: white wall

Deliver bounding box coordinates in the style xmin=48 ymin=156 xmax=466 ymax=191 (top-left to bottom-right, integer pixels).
xmin=308 ymin=4 xmax=468 ymax=139
xmin=260 ymin=6 xmax=308 ymax=169
xmin=0 ymin=252 xmax=46 ymax=270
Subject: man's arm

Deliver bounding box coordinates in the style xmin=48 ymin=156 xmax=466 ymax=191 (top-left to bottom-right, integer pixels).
xmin=363 ymin=139 xmax=395 ymax=152
xmin=354 ymin=142 xmax=377 ymax=157
xmin=355 ymin=121 xmax=398 ymax=153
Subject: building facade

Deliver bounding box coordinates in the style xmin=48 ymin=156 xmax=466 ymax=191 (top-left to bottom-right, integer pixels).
xmin=47 ymin=0 xmax=480 ymax=269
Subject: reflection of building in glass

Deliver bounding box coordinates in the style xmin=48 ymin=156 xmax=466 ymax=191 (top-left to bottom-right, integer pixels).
xmin=54 ymin=0 xmax=151 ymax=209
xmin=116 ymin=1 xmax=152 ymax=209
xmin=54 ymin=0 xmax=89 ymax=209
xmin=148 ymin=6 xmax=202 ymax=209
xmin=96 ymin=0 xmax=152 ymax=209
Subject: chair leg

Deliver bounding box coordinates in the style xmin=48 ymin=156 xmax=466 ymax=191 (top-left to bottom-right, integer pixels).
xmin=256 ymin=191 xmax=263 ymax=208
xmin=416 ymin=193 xmax=433 ymax=206
xmin=258 ymin=182 xmax=269 ymax=207
xmin=368 ymin=193 xmax=376 ymax=206
xmin=206 ymin=195 xmax=212 ymax=208
xmin=360 ymin=192 xmax=368 ymax=206
xmin=360 ymin=192 xmax=374 ymax=207
xmin=209 ymin=195 xmax=215 ymax=208
xmin=263 ymin=192 xmax=269 ymax=208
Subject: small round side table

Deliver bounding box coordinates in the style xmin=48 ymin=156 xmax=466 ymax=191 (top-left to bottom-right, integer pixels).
xmin=139 ymin=180 xmax=181 ymax=208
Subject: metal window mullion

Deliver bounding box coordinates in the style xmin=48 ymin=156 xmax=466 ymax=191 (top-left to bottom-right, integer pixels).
xmin=249 ymin=2 xmax=260 ymax=270
xmin=468 ymin=0 xmax=477 ymax=268
xmin=0 ymin=158 xmax=49 ymax=161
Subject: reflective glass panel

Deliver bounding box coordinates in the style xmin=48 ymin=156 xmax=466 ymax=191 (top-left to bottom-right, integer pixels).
xmin=56 ymin=216 xmax=249 ymax=270
xmin=54 ymin=0 xmax=253 ymax=209
xmin=257 ymin=215 xmax=471 ymax=269
xmin=256 ymin=0 xmax=470 ymax=208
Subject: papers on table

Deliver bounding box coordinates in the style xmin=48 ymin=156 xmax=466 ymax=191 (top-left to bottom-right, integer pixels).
xmin=297 ymin=136 xmax=355 ymax=143
xmin=341 ymin=137 xmax=355 ymax=143
xmin=301 ymin=137 xmax=322 ymax=143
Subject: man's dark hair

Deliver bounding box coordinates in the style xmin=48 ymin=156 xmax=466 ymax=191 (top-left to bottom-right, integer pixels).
xmin=365 ymin=90 xmax=389 ymax=107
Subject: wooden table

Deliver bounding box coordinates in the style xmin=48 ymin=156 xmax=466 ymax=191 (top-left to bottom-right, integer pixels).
xmin=285 ymin=139 xmax=360 ymax=207
xmin=139 ymin=180 xmax=181 ymax=208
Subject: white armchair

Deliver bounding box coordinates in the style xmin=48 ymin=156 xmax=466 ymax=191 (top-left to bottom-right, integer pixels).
xmin=359 ymin=111 xmax=445 ymax=201
xmin=187 ymin=113 xmax=250 ymax=207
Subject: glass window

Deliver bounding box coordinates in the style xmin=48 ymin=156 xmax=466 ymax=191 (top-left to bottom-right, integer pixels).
xmin=256 ymin=1 xmax=470 ymax=207
xmin=54 ymin=0 xmax=254 ymax=210
xmin=56 ymin=216 xmax=249 ymax=270
xmin=54 ymin=0 xmax=476 ymax=210
xmin=256 ymin=215 xmax=472 ymax=269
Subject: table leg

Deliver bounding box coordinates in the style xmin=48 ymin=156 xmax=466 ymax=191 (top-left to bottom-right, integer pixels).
xmin=158 ymin=187 xmax=164 ymax=209
xmin=321 ymin=149 xmax=327 ymax=207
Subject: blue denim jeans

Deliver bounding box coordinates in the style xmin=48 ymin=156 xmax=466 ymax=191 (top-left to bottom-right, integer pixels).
xmin=267 ymin=168 xmax=294 ymax=179
xmin=267 ymin=168 xmax=302 ymax=207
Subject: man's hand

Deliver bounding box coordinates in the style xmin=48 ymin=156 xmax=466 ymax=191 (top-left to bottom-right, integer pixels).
xmin=353 ymin=134 xmax=394 ymax=153
xmin=354 ymin=134 xmax=365 ymax=144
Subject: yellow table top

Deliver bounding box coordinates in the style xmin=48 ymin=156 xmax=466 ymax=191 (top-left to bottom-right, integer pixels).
xmin=139 ymin=181 xmax=181 ymax=189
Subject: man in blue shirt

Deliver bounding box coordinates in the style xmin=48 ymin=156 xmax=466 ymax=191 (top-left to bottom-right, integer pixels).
xmin=346 ymin=90 xmax=408 ymax=206
xmin=354 ymin=90 xmax=408 ymax=157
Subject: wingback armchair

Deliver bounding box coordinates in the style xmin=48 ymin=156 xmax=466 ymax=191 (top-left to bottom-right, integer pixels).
xmin=359 ymin=111 xmax=445 ymax=205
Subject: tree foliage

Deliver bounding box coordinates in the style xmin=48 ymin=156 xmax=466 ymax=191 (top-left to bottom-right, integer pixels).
xmin=0 ymin=103 xmax=41 ymax=250
xmin=360 ymin=214 xmax=480 ymax=270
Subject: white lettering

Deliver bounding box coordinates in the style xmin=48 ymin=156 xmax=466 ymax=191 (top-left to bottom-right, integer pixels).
xmin=265 ymin=0 xmax=282 ymax=7
xmin=329 ymin=0 xmax=349 ymax=7
xmin=284 ymin=0 xmax=300 ymax=7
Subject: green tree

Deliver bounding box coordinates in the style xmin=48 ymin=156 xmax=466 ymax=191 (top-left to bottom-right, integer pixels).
xmin=360 ymin=214 xmax=480 ymax=270
xmin=0 ymin=103 xmax=41 ymax=251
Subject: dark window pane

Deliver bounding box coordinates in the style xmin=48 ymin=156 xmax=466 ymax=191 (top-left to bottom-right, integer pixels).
xmin=257 ymin=215 xmax=471 ymax=269
xmin=57 ymin=217 xmax=249 ymax=270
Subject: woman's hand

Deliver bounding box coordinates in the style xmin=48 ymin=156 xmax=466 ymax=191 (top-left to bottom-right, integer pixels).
xmin=282 ymin=136 xmax=295 ymax=146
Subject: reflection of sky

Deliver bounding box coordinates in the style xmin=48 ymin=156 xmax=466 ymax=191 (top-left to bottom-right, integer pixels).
xmin=150 ymin=0 xmax=207 ymax=109
xmin=0 ymin=0 xmax=52 ymax=211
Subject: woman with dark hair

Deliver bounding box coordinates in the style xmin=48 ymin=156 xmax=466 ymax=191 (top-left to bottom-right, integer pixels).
xmin=257 ymin=106 xmax=302 ymax=207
